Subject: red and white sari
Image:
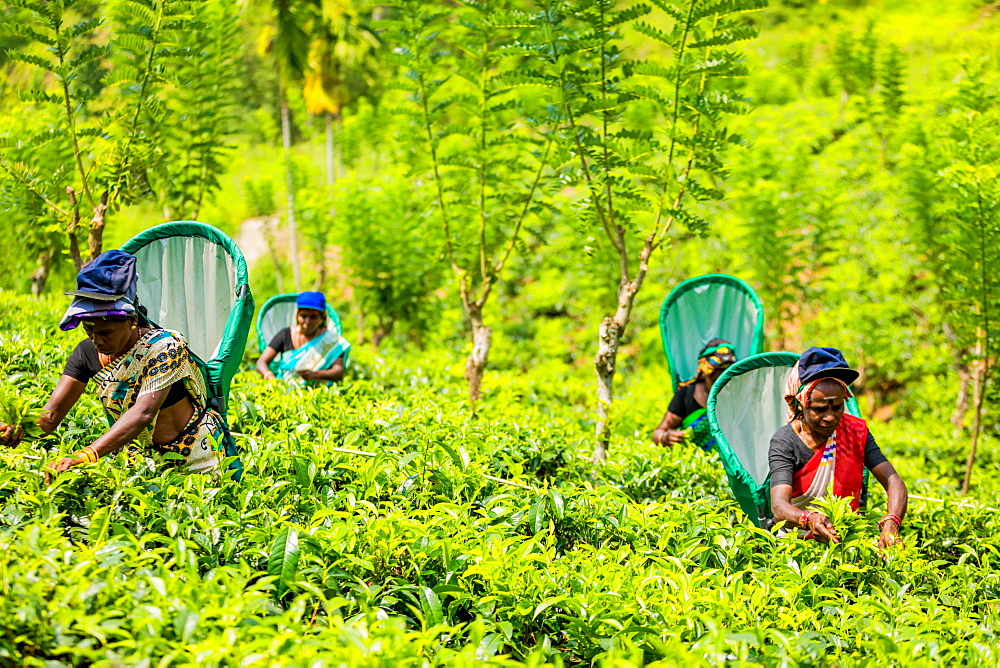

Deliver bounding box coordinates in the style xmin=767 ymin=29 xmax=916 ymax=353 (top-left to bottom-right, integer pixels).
xmin=789 ymin=413 xmax=868 ymax=512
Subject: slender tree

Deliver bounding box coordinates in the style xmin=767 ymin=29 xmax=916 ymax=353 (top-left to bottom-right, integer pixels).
xmin=387 ymin=0 xmax=557 ymax=405
xmin=257 ymin=0 xmax=320 ymax=290
xmin=303 ymin=0 xmax=380 ymax=191
xmin=900 ymin=66 xmax=999 ymax=493
xmin=535 ymin=0 xmax=765 ymax=460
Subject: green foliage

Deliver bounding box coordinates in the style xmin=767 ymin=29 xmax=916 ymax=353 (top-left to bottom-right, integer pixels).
xmin=244 ymin=177 xmax=278 ymax=218
xmin=538 ymin=0 xmax=763 ymax=245
xmin=0 ymin=383 xmax=44 ymax=438
xmin=2 ymin=296 xmax=1000 ymax=664
xmin=0 ymin=0 xmax=242 ymax=290
xmin=257 ymin=0 xmax=318 ymax=89
xmin=332 ymin=170 xmax=445 ymax=344
xmin=387 ymin=0 xmax=555 ymax=296
xmin=155 ymin=0 xmax=241 ymax=220
xmin=901 ymin=70 xmax=1000 ymax=355
xmin=727 ymin=143 xmax=807 ymax=347
xmin=830 ymin=21 xmax=878 ymax=97
xmin=303 ymin=0 xmax=382 ymax=117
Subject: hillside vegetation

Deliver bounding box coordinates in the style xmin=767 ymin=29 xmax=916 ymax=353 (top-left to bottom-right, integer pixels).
xmin=1 ymin=0 xmax=999 ymax=664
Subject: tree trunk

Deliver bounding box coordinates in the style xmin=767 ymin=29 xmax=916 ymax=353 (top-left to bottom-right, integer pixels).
xmin=962 ymin=356 xmax=987 ymax=495
xmin=65 ymin=187 xmax=84 ymax=272
xmin=593 ymin=278 xmax=639 ymax=462
xmin=325 ymin=111 xmax=335 ymax=191
xmin=323 ymin=111 xmax=338 ymax=261
xmin=465 ymin=303 xmax=493 ymax=407
xmin=944 ymin=322 xmax=971 ymax=439
xmin=372 ymin=319 xmax=395 ymax=352
xmin=356 ymin=308 xmax=366 ymax=346
xmin=281 ymin=94 xmax=301 ymax=291
xmin=87 ymin=191 xmax=109 ymax=261
xmin=953 ymin=364 xmax=971 ymax=439
xmin=313 ymin=263 xmax=327 ymax=291
xmin=335 ymin=112 xmax=343 ymax=182
xmin=29 ymin=249 xmax=55 ymax=296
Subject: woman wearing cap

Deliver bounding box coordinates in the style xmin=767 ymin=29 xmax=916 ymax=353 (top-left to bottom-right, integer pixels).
xmin=255 ymin=291 xmax=350 ymax=385
xmin=652 ymin=339 xmax=737 ymax=451
xmin=0 ymin=251 xmax=235 ymax=478
xmin=768 ymin=347 xmax=908 ymax=549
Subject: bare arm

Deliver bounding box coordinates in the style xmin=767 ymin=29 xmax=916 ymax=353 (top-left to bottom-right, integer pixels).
xmin=871 ymin=460 xmax=907 ymax=549
xmin=1 ymin=375 xmax=87 ymax=446
xmin=39 ymin=375 xmax=88 ymax=434
xmin=770 ymin=483 xmax=841 ymax=544
xmin=47 ymin=387 xmax=169 ymax=480
xmin=256 ymin=346 xmax=278 ymax=380
xmin=652 ymin=410 xmax=684 ymax=446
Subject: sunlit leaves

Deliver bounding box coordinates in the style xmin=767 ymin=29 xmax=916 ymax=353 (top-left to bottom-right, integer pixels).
xmin=1 ymin=293 xmax=1000 ymax=663
xmin=0 ymin=0 xmax=240 ymax=275
xmin=268 ymin=527 xmax=302 ymax=598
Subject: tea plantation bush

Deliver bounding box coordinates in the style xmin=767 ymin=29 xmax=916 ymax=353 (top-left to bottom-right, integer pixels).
xmin=1 ymin=294 xmax=999 ymax=666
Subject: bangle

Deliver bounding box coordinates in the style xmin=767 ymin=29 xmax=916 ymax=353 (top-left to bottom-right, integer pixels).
xmin=74 ymin=446 xmax=99 ymax=464
xmin=799 ymin=510 xmax=811 ymax=528
xmin=878 ymin=514 xmax=903 ymax=529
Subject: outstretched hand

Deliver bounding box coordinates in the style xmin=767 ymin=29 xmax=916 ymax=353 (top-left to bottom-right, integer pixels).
xmin=878 ymin=521 xmax=903 ymax=551
xmin=44 ymin=456 xmax=86 ymax=484
xmin=653 ymin=428 xmax=686 ymax=446
xmin=807 ymin=512 xmax=841 ymax=544
xmin=0 ymin=423 xmax=24 ymax=448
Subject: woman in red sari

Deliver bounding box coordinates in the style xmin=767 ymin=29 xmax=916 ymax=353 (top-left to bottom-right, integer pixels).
xmin=768 ymin=347 xmax=908 ymax=548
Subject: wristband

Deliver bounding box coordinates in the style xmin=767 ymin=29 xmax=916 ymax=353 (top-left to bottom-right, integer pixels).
xmin=74 ymin=446 xmax=99 ymax=464
xmin=878 ymin=514 xmax=903 ymax=529
xmin=798 ymin=510 xmax=811 ymax=528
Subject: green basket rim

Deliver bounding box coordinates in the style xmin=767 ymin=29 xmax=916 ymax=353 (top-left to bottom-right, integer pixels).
xmin=659 ymin=273 xmax=765 ymax=391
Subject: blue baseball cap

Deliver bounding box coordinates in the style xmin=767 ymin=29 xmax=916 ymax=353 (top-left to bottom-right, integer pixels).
xmin=798 ymin=346 xmax=859 ymax=385
xmin=296 ymin=291 xmax=326 ymax=312
xmin=65 ymin=250 xmax=137 ymax=302
xmin=59 ymin=250 xmax=142 ymax=331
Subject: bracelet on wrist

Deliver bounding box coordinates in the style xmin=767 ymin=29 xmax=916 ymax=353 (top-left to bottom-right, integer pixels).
xmin=73 ymin=446 xmax=99 ymax=464
xmin=878 ymin=514 xmax=903 ymax=529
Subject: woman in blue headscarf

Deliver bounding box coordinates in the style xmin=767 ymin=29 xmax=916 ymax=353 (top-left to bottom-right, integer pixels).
xmin=255 ymin=291 xmax=350 ymax=385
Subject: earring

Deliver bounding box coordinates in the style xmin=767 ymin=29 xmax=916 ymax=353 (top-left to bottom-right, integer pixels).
xmin=131 ymin=323 xmax=137 ymax=330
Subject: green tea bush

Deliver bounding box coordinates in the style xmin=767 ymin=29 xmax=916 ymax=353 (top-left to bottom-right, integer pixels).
xmin=2 ymin=294 xmax=1000 ymax=665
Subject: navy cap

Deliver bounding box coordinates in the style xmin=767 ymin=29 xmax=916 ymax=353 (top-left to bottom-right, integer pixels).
xmin=296 ymin=291 xmax=326 ymax=312
xmin=65 ymin=250 xmax=137 ymax=302
xmin=798 ymin=346 xmax=859 ymax=385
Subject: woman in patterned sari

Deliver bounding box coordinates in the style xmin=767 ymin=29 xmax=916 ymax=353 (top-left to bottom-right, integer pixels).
xmin=255 ymin=291 xmax=350 ymax=386
xmin=768 ymin=347 xmax=907 ymax=548
xmin=0 ymin=251 xmax=236 ymax=478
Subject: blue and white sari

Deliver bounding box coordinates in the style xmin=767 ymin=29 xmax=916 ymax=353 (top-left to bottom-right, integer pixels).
xmin=270 ymin=330 xmax=351 ymax=386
